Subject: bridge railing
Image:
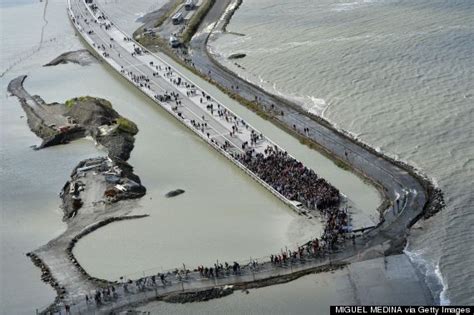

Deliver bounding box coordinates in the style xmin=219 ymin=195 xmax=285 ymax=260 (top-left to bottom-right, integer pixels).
xmin=68 ymin=0 xmax=321 ymax=217
xmin=35 ymin=2 xmax=360 ymax=315
xmin=35 ymin=248 xmax=339 ymax=314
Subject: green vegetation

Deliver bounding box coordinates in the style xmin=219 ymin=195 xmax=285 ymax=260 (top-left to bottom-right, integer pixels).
xmin=333 ymin=159 xmax=350 ymax=171
xmin=130 ymin=3 xmax=391 ymax=210
xmin=65 ymin=96 xmax=113 ymax=109
xmin=116 ymin=117 xmax=138 ymax=135
xmin=182 ymin=0 xmax=216 ymax=43
xmin=96 ymin=98 xmax=113 ymax=109
xmin=65 ymin=99 xmax=75 ymax=108
xmin=136 ymin=33 xmax=168 ymax=48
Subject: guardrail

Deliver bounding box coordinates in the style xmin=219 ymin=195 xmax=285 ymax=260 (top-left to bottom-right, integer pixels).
xmin=34 ymin=2 xmax=354 ymax=314
xmin=36 ymin=248 xmax=337 ymax=314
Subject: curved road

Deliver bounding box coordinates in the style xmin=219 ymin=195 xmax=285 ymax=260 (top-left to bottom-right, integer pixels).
xmin=32 ymin=0 xmax=436 ymax=313
xmin=188 ymin=0 xmax=431 ymax=243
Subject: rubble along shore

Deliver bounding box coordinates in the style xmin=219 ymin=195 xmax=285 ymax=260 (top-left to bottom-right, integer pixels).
xmin=134 ymin=0 xmax=444 ymax=221
xmin=8 ymin=75 xmax=146 ymax=219
xmin=8 ymin=75 xmax=137 ymax=160
xmin=8 ymin=74 xmax=149 ymax=313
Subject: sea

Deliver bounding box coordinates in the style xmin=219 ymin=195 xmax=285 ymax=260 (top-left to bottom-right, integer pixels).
xmin=209 ymin=0 xmax=474 ymax=305
xmin=0 ymin=0 xmax=387 ymax=314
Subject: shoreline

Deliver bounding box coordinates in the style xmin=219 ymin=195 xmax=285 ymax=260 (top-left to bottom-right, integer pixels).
xmin=133 ymin=0 xmax=444 ymax=223
xmin=203 ymin=0 xmax=444 ymax=220
xmin=8 ymin=74 xmax=149 ymax=313
xmin=127 ymin=0 xmax=445 ymax=302
xmin=17 ymin=0 xmax=444 ymax=312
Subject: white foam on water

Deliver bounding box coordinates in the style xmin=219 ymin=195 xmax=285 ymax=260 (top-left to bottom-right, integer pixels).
xmin=435 ymin=264 xmax=451 ymax=306
xmin=194 ymin=22 xmax=217 ymax=39
xmin=404 ymin=244 xmax=449 ymax=305
xmin=208 ymin=46 xmax=331 ymax=117
xmin=331 ymin=0 xmax=380 ymax=12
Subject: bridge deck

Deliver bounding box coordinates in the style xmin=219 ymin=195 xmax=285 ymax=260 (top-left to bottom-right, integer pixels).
xmin=69 ymin=0 xmax=321 ymax=216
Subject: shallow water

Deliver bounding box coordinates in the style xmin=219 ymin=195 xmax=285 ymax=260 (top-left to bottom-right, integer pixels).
xmin=137 ymin=267 xmax=356 ymax=314
xmin=1 ymin=1 xmax=99 ymax=313
xmin=211 ymin=0 xmax=474 ymax=304
xmin=0 ymin=0 xmax=382 ymax=312
xmin=95 ymin=0 xmax=169 ymax=34
xmin=71 ymin=29 xmax=381 ymax=282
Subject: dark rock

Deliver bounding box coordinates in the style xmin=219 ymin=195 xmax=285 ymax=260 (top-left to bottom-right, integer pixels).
xmin=163 ymin=287 xmax=234 ymax=303
xmin=228 ymin=53 xmax=246 ymax=60
xmin=165 ymin=189 xmax=185 ymax=198
xmin=44 ymin=49 xmax=97 ymax=67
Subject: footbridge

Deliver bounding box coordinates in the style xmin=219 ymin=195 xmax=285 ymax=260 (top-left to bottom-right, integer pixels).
xmin=31 ymin=0 xmax=432 ymax=313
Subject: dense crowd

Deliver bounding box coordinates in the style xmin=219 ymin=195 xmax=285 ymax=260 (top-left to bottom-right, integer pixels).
xmin=56 ymin=5 xmax=356 ymax=314
xmin=237 ymin=145 xmax=340 ymax=210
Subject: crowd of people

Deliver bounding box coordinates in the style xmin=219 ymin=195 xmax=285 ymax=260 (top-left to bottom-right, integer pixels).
xmin=197 ymin=261 xmax=243 ymax=278
xmin=237 ymin=145 xmax=340 ymax=210
xmin=269 ymin=206 xmax=351 ymax=267
xmin=60 ymin=4 xmax=356 ymax=314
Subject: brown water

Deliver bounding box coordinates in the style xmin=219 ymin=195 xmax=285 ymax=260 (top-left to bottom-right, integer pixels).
xmin=0 ymin=0 xmax=382 ymax=313
xmin=210 ymin=0 xmax=474 ymax=304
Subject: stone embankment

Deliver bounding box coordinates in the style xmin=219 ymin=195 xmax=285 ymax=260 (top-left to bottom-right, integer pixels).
xmin=16 ymin=0 xmax=444 ymax=311
xmin=8 ymin=73 xmax=149 ymax=313
xmin=151 ymin=0 xmax=445 ymax=222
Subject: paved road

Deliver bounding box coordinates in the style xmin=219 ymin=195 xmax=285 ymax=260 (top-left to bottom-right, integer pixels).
xmin=189 ymin=0 xmax=429 ymax=238
xmin=33 ymin=0 xmax=433 ymax=313
xmin=69 ymin=0 xmax=317 ymax=215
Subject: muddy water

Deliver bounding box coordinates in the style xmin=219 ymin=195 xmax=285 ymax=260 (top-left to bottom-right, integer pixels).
xmin=136 ymin=267 xmax=356 ymax=315
xmin=211 ymin=0 xmax=474 ymax=304
xmin=72 ymin=49 xmax=380 ymax=280
xmin=1 ymin=0 xmax=381 ymax=313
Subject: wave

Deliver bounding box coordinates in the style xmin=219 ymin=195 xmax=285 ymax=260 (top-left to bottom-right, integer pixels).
xmin=331 ymin=0 xmax=381 ymax=12
xmin=404 ymin=244 xmax=450 ymax=305
xmin=435 ymin=264 xmax=451 ymax=306
xmin=210 ymin=32 xmax=445 ymax=192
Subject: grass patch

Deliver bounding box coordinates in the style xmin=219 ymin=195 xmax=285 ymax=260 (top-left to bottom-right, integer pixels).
xmin=182 ymin=0 xmax=216 ymax=43
xmin=116 ymin=117 xmax=138 ymax=135
xmin=333 ymin=159 xmax=350 ymax=171
xmin=65 ymin=99 xmax=75 ymax=108
xmin=299 ymin=137 xmax=317 ymax=149
xmin=65 ymin=96 xmax=113 ymax=109
xmin=136 ymin=33 xmax=168 ymax=48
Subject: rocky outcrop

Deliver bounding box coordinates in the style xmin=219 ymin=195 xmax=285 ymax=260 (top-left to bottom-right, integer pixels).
xmin=165 ymin=189 xmax=185 ymax=198
xmin=228 ymin=53 xmax=246 ymax=60
xmin=8 ymin=76 xmax=138 ymax=160
xmin=60 ymin=157 xmax=146 ymax=220
xmin=162 ymin=286 xmax=234 ymax=303
xmin=44 ymin=49 xmax=97 ymax=67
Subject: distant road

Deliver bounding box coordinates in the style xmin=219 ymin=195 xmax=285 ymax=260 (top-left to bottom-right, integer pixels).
xmin=30 ymin=0 xmax=436 ymax=313
xmin=189 ymin=0 xmax=431 ymax=232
